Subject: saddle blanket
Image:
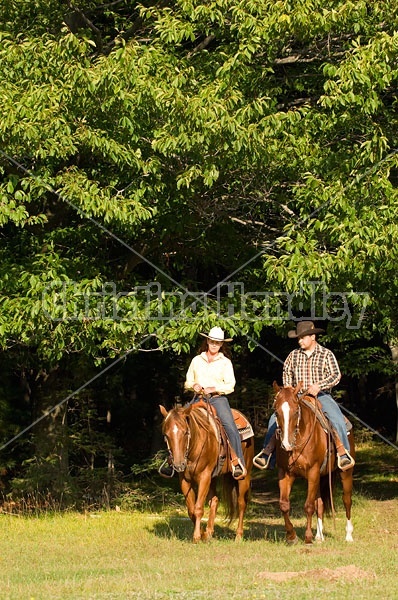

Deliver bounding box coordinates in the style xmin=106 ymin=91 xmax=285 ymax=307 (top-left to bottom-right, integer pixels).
xmin=232 ymin=408 xmax=254 ymax=440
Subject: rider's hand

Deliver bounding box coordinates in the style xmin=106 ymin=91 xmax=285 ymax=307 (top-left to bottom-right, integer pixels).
xmin=193 ymin=383 xmax=203 ymax=393
xmin=307 ymin=383 xmax=320 ymax=397
xmin=203 ymin=386 xmax=216 ymax=395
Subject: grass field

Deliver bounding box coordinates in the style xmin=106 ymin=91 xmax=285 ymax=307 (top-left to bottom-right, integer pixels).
xmin=1 ymin=442 xmax=397 ymax=599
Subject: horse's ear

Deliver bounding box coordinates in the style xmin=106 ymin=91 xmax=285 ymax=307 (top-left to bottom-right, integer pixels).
xmin=273 ymin=381 xmax=280 ymax=393
xmin=294 ymin=382 xmax=303 ymax=396
xmin=159 ymin=405 xmax=168 ymax=418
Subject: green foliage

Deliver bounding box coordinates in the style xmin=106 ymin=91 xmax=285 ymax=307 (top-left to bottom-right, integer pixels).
xmin=1 ymin=0 xmax=398 ymax=491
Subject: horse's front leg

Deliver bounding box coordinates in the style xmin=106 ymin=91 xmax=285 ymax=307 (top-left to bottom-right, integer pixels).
xmin=180 ymin=475 xmax=198 ymax=533
xmin=204 ymin=478 xmax=218 ymax=541
xmin=279 ymin=470 xmax=297 ymax=544
xmin=180 ymin=473 xmax=208 ymax=543
xmin=304 ymin=468 xmax=321 ymax=545
xmin=192 ymin=471 xmax=212 ymax=543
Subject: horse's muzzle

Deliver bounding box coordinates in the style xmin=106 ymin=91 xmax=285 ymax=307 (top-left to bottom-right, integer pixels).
xmin=173 ymin=461 xmax=187 ymax=472
xmin=281 ymin=441 xmax=294 ymax=452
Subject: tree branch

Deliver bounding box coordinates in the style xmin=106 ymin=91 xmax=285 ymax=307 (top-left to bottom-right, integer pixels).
xmin=66 ymin=2 xmax=103 ymax=53
xmin=103 ymin=0 xmax=171 ymax=55
xmin=187 ymin=35 xmax=216 ymax=59
xmin=230 ymin=217 xmax=280 ymax=235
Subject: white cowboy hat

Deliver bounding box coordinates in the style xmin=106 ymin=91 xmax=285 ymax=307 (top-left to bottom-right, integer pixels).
xmin=199 ymin=326 xmax=232 ymax=342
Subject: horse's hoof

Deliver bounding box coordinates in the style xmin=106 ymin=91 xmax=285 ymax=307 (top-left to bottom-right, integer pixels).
xmin=286 ymin=536 xmax=299 ymax=545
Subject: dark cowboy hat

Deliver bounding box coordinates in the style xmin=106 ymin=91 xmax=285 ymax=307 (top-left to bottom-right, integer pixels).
xmin=199 ymin=326 xmax=232 ymax=342
xmin=288 ymin=320 xmax=325 ymax=338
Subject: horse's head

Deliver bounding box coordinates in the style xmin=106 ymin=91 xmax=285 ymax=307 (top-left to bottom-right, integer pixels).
xmin=272 ymin=381 xmax=302 ymax=451
xmin=159 ymin=405 xmax=190 ymax=472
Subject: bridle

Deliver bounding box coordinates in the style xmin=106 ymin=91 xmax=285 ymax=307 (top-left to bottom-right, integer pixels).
xmin=163 ymin=412 xmax=191 ymax=469
xmin=274 ymin=390 xmax=317 ymax=455
xmin=274 ymin=392 xmax=301 ymax=450
xmin=162 ymin=405 xmax=217 ymax=473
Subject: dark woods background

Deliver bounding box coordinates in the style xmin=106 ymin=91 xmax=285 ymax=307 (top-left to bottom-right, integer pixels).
xmin=1 ymin=0 xmax=398 ymax=508
xmin=0 ymin=328 xmax=394 ymax=509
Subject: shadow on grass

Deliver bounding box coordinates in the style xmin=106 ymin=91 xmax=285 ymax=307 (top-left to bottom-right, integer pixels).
xmin=147 ymin=514 xmax=301 ymax=542
xmin=353 ymin=443 xmax=398 ymax=500
xmin=147 ymin=473 xmax=308 ymax=543
xmin=250 ymin=441 xmax=398 ymax=503
xmin=147 ymin=441 xmax=397 ymax=543
xmin=148 ymin=517 xmax=239 ymax=541
xmin=147 ymin=512 xmax=323 ymax=544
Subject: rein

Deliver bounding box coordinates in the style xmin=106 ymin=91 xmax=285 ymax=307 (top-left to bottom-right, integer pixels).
xmin=187 ymin=399 xmax=218 ymax=472
xmin=327 ymin=427 xmax=337 ymax=528
xmin=296 ymin=394 xmax=320 ymax=450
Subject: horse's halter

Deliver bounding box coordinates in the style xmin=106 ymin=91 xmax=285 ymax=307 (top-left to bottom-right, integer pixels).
xmin=275 ymin=390 xmax=319 ymax=458
xmin=274 ymin=391 xmax=301 ymax=451
xmin=163 ymin=413 xmax=191 ymax=470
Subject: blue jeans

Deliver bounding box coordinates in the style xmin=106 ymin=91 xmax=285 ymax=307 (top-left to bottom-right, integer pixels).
xmin=263 ymin=412 xmax=277 ymax=449
xmin=191 ymin=396 xmax=245 ymax=465
xmin=317 ymin=392 xmax=351 ymax=451
xmin=263 ymin=393 xmax=350 ymax=453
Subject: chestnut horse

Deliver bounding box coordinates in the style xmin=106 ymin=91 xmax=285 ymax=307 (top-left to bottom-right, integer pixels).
xmin=159 ymin=403 xmax=254 ymax=543
xmin=273 ymin=382 xmax=355 ymax=545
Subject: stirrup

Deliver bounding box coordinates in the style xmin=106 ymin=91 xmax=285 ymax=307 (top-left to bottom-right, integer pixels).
xmin=253 ymin=450 xmax=272 ymax=470
xmin=158 ymin=459 xmax=175 ymax=478
xmin=231 ymin=459 xmax=247 ymax=480
xmin=337 ymin=452 xmax=355 ymax=472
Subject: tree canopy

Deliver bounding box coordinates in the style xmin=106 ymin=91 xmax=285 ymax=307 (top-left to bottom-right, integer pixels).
xmin=1 ymin=0 xmax=397 ymax=497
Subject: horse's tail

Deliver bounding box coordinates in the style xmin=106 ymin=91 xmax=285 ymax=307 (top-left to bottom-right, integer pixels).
xmin=221 ymin=475 xmax=239 ymax=523
xmin=320 ymin=470 xmax=337 ymax=515
xmin=221 ymin=473 xmax=252 ymax=524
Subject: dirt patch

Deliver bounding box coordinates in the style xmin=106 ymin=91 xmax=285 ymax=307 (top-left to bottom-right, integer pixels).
xmin=257 ymin=565 xmax=375 ymax=582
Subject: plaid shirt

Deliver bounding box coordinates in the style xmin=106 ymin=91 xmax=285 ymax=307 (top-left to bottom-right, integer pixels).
xmin=282 ymin=343 xmax=341 ymax=393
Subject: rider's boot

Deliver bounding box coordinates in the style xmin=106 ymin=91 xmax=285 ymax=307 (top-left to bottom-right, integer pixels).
xmin=231 ymin=458 xmax=247 ymax=480
xmin=332 ymin=431 xmax=355 ymax=471
xmin=229 ymin=446 xmax=247 ymax=480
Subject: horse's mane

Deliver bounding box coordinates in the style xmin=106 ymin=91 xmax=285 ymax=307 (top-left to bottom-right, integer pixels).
xmin=162 ymin=405 xmax=215 ymax=436
xmin=186 ymin=405 xmax=215 ymax=435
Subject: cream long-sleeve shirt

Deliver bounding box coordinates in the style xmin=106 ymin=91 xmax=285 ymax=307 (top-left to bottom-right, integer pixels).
xmin=184 ymin=352 xmax=236 ymax=396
